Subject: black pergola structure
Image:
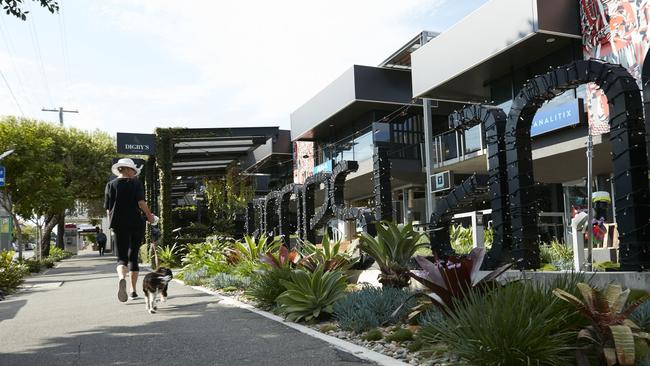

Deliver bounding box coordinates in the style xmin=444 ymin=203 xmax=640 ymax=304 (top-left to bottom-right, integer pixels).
xmin=154 ymin=127 xmax=281 ymax=248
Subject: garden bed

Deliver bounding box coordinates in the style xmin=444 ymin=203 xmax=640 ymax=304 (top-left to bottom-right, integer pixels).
xmin=163 ymin=226 xmax=650 ymax=366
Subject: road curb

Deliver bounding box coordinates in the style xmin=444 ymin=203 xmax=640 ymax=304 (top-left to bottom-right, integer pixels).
xmin=172 ymin=278 xmax=409 ymax=366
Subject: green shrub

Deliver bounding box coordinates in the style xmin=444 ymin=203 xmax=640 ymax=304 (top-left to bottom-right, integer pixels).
xmin=333 ymin=285 xmax=414 ymax=333
xmin=539 ymin=239 xmax=573 ymax=270
xmin=207 ymin=273 xmax=251 ymax=290
xmin=230 ymin=260 xmax=257 ymax=277
xmin=180 ymin=241 xmax=229 ymax=277
xmin=157 ymin=244 xmax=181 ymax=268
xmin=48 ymin=247 xmax=73 ymax=261
xmin=0 ymin=250 xmax=28 ymax=293
xmin=385 ymin=328 xmax=413 ymax=343
xmin=21 ymin=258 xmax=41 ymax=273
xmin=630 ymin=299 xmax=650 ymax=332
xmin=430 ymin=282 xmax=576 ymax=365
xmin=246 ymin=267 xmax=292 ymax=309
xmin=298 ymin=233 xmax=355 ymax=272
xmin=40 ymin=257 xmax=55 ymax=268
xmin=276 ymin=266 xmax=347 ymax=322
xmin=362 ymin=328 xmax=383 ymax=341
xmin=233 ymin=235 xmax=280 ymax=263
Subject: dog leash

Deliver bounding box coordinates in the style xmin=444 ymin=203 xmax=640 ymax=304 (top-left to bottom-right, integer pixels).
xmin=152 ymin=241 xmax=159 ymax=269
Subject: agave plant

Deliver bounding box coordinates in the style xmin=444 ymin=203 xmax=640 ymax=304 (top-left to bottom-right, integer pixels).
xmin=259 ymin=245 xmax=300 ymax=270
xmin=298 ymin=233 xmax=354 ymax=272
xmin=232 ymin=234 xmax=281 ymax=263
xmin=554 ymin=283 xmax=650 ymax=366
xmin=405 ymin=247 xmax=512 ymax=315
xmin=358 ymin=221 xmax=428 ymax=288
xmin=276 ymin=265 xmax=348 ymax=322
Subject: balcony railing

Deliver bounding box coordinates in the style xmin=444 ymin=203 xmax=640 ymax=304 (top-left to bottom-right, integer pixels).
xmin=431 ymin=123 xmax=485 ymax=166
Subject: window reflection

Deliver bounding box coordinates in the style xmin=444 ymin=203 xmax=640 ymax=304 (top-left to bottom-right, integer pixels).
xmin=464 ymin=125 xmax=482 ymax=154
xmin=354 ymin=130 xmax=373 ymax=161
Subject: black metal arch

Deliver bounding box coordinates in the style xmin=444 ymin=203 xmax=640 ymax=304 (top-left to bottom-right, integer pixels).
xmin=507 ymin=59 xmax=650 ymax=270
xmin=448 ymin=105 xmax=510 ymax=266
xmin=244 ymin=202 xmax=255 ymax=236
xmin=264 ymin=191 xmax=281 ymax=237
xmin=276 ymin=183 xmax=302 ymax=247
xmin=302 ymin=172 xmax=331 ymax=241
xmin=250 ymin=198 xmax=266 ymax=237
xmin=330 ymin=160 xmax=359 ymax=210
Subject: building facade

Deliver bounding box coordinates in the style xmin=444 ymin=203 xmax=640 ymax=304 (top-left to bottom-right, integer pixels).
xmin=243 ymin=0 xmax=650 ymax=270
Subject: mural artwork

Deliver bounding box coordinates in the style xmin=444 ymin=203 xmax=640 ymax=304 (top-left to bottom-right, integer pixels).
xmin=581 ymin=0 xmax=650 ymax=134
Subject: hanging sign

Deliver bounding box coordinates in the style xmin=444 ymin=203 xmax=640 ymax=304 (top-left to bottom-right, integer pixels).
xmin=0 ymin=165 xmax=5 ymax=187
xmin=116 ymin=133 xmax=156 ymax=155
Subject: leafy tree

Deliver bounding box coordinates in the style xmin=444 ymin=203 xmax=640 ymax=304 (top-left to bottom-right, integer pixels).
xmin=1 ymin=0 xmax=58 ymax=20
xmin=0 ymin=117 xmax=115 ymax=256
xmin=204 ymin=164 xmax=253 ymax=234
xmin=0 ymin=117 xmax=69 ymax=257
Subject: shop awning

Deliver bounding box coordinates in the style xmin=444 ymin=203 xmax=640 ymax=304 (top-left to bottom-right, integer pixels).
xmin=290 ymin=65 xmax=416 ymax=141
xmin=411 ymin=0 xmax=581 ymax=101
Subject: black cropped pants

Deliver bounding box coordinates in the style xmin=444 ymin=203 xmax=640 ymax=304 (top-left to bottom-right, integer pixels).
xmin=113 ymin=226 xmax=144 ymax=271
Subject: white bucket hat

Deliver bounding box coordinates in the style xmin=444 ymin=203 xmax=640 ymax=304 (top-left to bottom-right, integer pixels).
xmin=111 ymin=158 xmax=141 ymax=177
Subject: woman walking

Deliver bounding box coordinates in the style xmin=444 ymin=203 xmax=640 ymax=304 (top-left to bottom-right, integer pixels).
xmin=104 ymin=158 xmax=154 ymax=302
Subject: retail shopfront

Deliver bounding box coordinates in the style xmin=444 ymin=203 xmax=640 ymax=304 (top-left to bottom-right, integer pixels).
xmin=411 ymin=0 xmax=650 ymax=269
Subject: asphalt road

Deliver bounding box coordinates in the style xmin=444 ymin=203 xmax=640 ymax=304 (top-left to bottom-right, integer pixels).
xmin=0 ymin=251 xmax=373 ymax=366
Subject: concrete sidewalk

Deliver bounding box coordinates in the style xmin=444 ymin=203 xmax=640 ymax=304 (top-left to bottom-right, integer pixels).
xmin=0 ymin=251 xmax=372 ymax=366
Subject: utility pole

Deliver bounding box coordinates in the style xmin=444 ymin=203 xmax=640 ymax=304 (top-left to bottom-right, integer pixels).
xmin=585 ymin=132 xmax=594 ymax=271
xmin=41 ymin=107 xmax=78 ymax=252
xmin=41 ymin=107 xmax=78 ymax=126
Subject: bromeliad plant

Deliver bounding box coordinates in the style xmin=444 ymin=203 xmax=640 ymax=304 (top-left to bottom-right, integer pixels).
xmin=298 ymin=233 xmax=355 ymax=272
xmin=553 ymin=283 xmax=650 ymax=366
xmin=260 ymin=245 xmax=300 ymax=270
xmin=276 ymin=265 xmax=348 ymax=322
xmin=358 ymin=221 xmax=427 ymax=288
xmin=406 ymin=247 xmax=512 ymax=315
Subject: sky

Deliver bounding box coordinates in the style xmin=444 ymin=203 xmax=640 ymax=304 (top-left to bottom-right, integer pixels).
xmin=0 ymin=0 xmax=488 ymax=137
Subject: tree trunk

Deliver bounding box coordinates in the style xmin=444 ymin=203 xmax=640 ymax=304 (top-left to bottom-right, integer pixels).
xmin=10 ymin=211 xmax=23 ymax=260
xmin=56 ymin=213 xmax=65 ymax=250
xmin=40 ymin=215 xmax=58 ymax=257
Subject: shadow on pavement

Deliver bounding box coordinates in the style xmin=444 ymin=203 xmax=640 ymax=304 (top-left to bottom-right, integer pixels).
xmin=0 ymin=299 xmax=27 ymax=322
xmin=0 ymin=300 xmax=369 ymax=366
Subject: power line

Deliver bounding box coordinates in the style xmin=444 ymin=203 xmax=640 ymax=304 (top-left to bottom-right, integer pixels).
xmin=0 ymin=17 xmax=33 ymax=109
xmin=0 ymin=67 xmax=24 ymax=116
xmin=26 ymin=0 xmax=54 ymax=107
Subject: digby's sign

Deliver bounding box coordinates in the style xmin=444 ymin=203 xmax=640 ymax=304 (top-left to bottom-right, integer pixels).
xmin=116 ymin=133 xmax=156 ymax=155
